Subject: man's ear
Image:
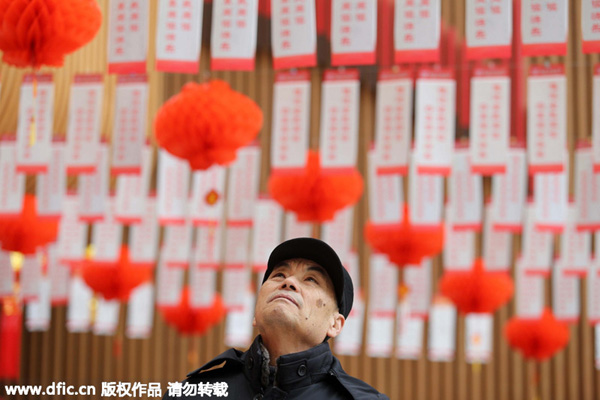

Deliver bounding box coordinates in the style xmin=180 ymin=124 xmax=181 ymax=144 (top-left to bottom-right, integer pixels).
xmin=252 ymin=317 xmax=257 ymax=327
xmin=326 ymin=313 xmax=345 ymax=339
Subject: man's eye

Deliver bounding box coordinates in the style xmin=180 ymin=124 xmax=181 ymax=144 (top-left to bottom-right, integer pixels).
xmin=305 ymin=277 xmax=318 ymax=284
xmin=273 ymin=272 xmax=285 ymax=278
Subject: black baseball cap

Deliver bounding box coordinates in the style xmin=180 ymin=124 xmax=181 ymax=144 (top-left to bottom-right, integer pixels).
xmin=263 ymin=237 xmax=354 ymax=319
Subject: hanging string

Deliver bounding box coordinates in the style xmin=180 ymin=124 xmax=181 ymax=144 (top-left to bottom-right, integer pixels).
xmin=28 ymin=72 xmax=38 ymax=147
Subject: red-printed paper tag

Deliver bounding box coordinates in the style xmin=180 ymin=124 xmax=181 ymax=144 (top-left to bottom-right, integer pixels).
xmin=65 ymin=74 xmax=103 ymax=175
xmin=491 ymin=147 xmax=527 ymax=231
xmin=334 ymin=293 xmax=364 ymax=356
xmin=162 ymin=218 xmax=193 ymax=268
xmin=114 ymin=145 xmax=152 ymax=224
xmin=414 ymin=68 xmax=456 ymax=175
xmin=25 ymin=277 xmax=51 ymax=331
xmin=271 ymin=71 xmax=311 ymax=173
xmin=404 ymin=258 xmax=431 ymax=319
xmin=374 ymin=69 xmax=413 ymax=175
xmin=224 ymin=290 xmax=254 ymax=346
xmin=283 ymin=212 xmax=312 ymax=239
xmin=408 ymin=156 xmax=444 ymax=228
xmin=521 ymin=204 xmax=554 ymax=276
xmin=319 ymin=70 xmax=360 ymax=171
xmin=465 ymin=313 xmax=493 ymax=363
xmin=16 ymin=74 xmax=54 ymax=173
xmin=66 ymin=276 xmax=93 ymax=332
xmin=47 ymin=245 xmax=69 ymax=305
xmin=553 ymin=261 xmax=580 ymax=323
xmin=78 ymin=144 xmax=109 ymax=222
xmin=560 ymin=204 xmax=591 ymax=276
xmin=91 ymin=197 xmax=123 ymax=265
xmin=534 ymin=161 xmax=568 ymax=232
xmin=93 ymin=298 xmax=120 ymax=336
xmin=465 ymin=0 xmax=512 ymax=59
xmin=157 ymin=150 xmax=190 ymax=225
xmin=193 ymin=224 xmax=223 ymax=267
xmin=592 ymin=65 xmax=600 ymax=171
xmin=469 ymin=66 xmax=511 ymax=174
xmin=521 ymin=0 xmax=568 ymax=56
xmin=20 ymin=254 xmax=41 ymax=303
xmin=126 ymin=283 xmax=154 ymax=339
xmin=482 ymin=204 xmax=512 ymax=272
xmin=155 ymin=0 xmax=203 ymax=73
xmin=515 ymin=258 xmax=544 ymax=318
xmin=588 ymin=261 xmax=600 ymax=324
xmin=427 ymin=297 xmax=456 ymax=361
xmin=0 ymin=141 xmax=25 ymax=217
xmin=128 ymin=197 xmax=158 ymax=266
xmin=368 ymin=254 xmax=399 ymax=313
xmin=527 ymin=65 xmax=566 ymax=174
xmin=36 ymin=142 xmax=66 ymax=219
xmin=443 ymin=209 xmax=476 ymax=272
xmin=226 ymin=146 xmax=261 ymax=223
xmin=155 ymin=257 xmax=184 ymax=306
xmin=211 ymin=0 xmax=258 ymax=70
xmin=574 ymin=145 xmax=600 ymax=230
xmin=190 ymin=166 xmax=226 ymax=225
xmin=107 ymin=0 xmax=149 ymax=74
xmin=189 ymin=264 xmax=217 ymax=308
xmin=331 ymin=0 xmax=377 ymax=66
xmin=321 ymin=206 xmax=354 ymax=264
xmin=582 ymin=0 xmax=600 ymax=53
xmin=251 ymin=198 xmax=283 ymax=271
xmin=57 ymin=195 xmax=87 ymax=264
xmin=271 ymin=0 xmax=317 ymax=69
xmin=394 ymin=0 xmax=441 ymax=63
xmin=448 ymin=147 xmax=483 ymax=230
xmin=0 ymin=250 xmax=14 ymax=297
xmin=222 ymin=266 xmax=251 ymax=311
xmin=223 ymin=225 xmax=251 ymax=268
xmin=366 ymin=311 xmax=395 ymax=357
xmin=367 ymin=150 xmax=403 ymax=225
xmin=395 ymin=301 xmax=424 ymax=359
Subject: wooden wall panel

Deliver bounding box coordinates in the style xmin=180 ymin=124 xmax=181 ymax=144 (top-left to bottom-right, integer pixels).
xmin=0 ymin=1 xmax=599 ymax=399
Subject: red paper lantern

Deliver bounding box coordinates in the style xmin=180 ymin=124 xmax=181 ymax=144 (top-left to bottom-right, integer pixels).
xmin=364 ymin=205 xmax=444 ymax=267
xmin=0 ymin=195 xmax=58 ymax=255
xmin=268 ymin=150 xmax=364 ymax=223
xmin=160 ymin=288 xmax=226 ymax=336
xmin=154 ymin=80 xmax=263 ymax=170
xmin=81 ymin=246 xmax=152 ymax=302
xmin=504 ymin=308 xmax=570 ymax=361
xmin=439 ymin=259 xmax=514 ymax=314
xmin=0 ymin=0 xmax=102 ymax=68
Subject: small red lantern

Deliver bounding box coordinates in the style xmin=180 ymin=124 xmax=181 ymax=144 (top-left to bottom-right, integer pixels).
xmin=364 ymin=205 xmax=444 ymax=267
xmin=439 ymin=259 xmax=514 ymax=314
xmin=0 ymin=195 xmax=58 ymax=255
xmin=268 ymin=150 xmax=364 ymax=223
xmin=160 ymin=288 xmax=226 ymax=336
xmin=0 ymin=0 xmax=102 ymax=68
xmin=154 ymin=80 xmax=263 ymax=170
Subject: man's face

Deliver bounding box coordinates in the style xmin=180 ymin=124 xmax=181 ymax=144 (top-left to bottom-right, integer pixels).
xmin=253 ymin=258 xmax=345 ymax=346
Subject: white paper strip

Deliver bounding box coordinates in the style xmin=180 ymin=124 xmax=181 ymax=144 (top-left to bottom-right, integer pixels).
xmin=226 ymin=146 xmax=261 ymax=223
xmin=162 ymin=217 xmax=193 ymax=268
xmin=334 ymin=292 xmax=364 ymax=356
xmin=190 ymin=166 xmax=226 ymax=225
xmin=465 ymin=0 xmax=512 ymax=59
xmin=414 ymin=69 xmax=456 ymax=175
xmin=57 ymin=195 xmax=87 ymax=263
xmin=515 ymin=258 xmax=544 ymax=318
xmin=593 ymin=65 xmax=600 ymax=170
xmin=251 ymin=198 xmax=283 ymax=271
xmin=210 ymin=0 xmax=258 ymax=70
xmin=587 ymin=260 xmax=600 ymax=325
xmin=367 ymin=149 xmax=403 ymax=225
xmin=465 ymin=313 xmax=493 ymax=363
xmin=189 ymin=264 xmax=217 ymax=308
xmin=36 ymin=142 xmax=65 ymax=219
xmin=491 ymin=146 xmax=527 ymax=231
xmin=404 ymin=258 xmax=432 ymax=318
xmin=574 ymin=144 xmax=600 ymax=230
xmin=271 ymin=0 xmax=317 ymax=69
xmin=91 ymin=197 xmax=123 ymax=264
xmin=408 ymin=156 xmax=444 ymax=228
xmin=193 ymin=224 xmax=223 ymax=267
xmin=345 ymin=250 xmax=361 ymax=289
xmin=48 ymin=253 xmax=70 ymax=306
xmin=366 ymin=312 xmax=395 ymax=357
xmin=0 ymin=140 xmax=25 ymax=217
xmin=443 ymin=217 xmax=476 ymax=272
xmin=596 ymin=323 xmax=600 ymax=369
xmin=26 ymin=277 xmax=51 ymax=332
xmin=114 ymin=144 xmax=152 ymax=224
xmin=330 ymin=0 xmax=377 ymax=66
xmin=534 ymin=161 xmax=568 ymax=232
xmin=582 ymin=1 xmax=600 ymax=53
xmin=128 ymin=197 xmax=158 ymax=266
xmin=111 ymin=75 xmax=148 ymax=175
xmin=428 ymin=297 xmax=456 ymax=361
xmin=155 ymin=0 xmax=203 ymax=73
xmin=65 ymin=74 xmax=103 ymax=175
xmin=66 ymin=276 xmax=93 ymax=333
xmin=521 ymin=0 xmax=568 ymax=56
xmin=368 ymin=253 xmax=399 ymax=313
xmin=155 ymin=257 xmax=185 ymax=307
xmin=394 ymin=0 xmax=441 ymax=63
xmin=271 ymin=71 xmax=311 ymax=172
xmin=469 ymin=66 xmax=511 ymax=174
xmin=224 ymin=290 xmax=255 ymax=347
xmin=78 ymin=143 xmax=109 ymax=222
xmin=157 ymin=149 xmax=190 ymax=225
xmin=553 ymin=261 xmax=580 ymax=323
xmin=560 ymin=204 xmax=591 ymax=276
xmin=222 ymin=266 xmax=251 ymax=311
xmin=0 ymin=250 xmax=13 ymax=297
xmin=16 ymin=74 xmax=54 ymax=173
xmin=284 ymin=212 xmax=312 ymax=239
xmin=374 ymin=69 xmax=412 ymax=175
xmin=482 ymin=204 xmax=512 ymax=272
xmin=527 ymin=65 xmax=567 ymax=174
xmin=126 ymin=282 xmax=154 ymax=339
xmin=521 ymin=204 xmax=553 ymax=276
xmin=395 ymin=305 xmax=424 ymax=360
xmin=321 ymin=206 xmax=353 ymax=265
xmin=93 ymin=298 xmax=120 ymax=336
xmin=448 ymin=146 xmax=483 ymax=229
xmin=20 ymin=254 xmax=41 ymax=303
xmin=107 ymin=0 xmax=149 ymax=74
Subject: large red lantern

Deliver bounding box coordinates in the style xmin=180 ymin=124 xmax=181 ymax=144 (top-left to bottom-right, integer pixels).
xmin=0 ymin=0 xmax=102 ymax=68
xmin=0 ymin=195 xmax=58 ymax=255
xmin=159 ymin=288 xmax=226 ymax=336
xmin=154 ymin=80 xmax=263 ymax=170
xmin=268 ymin=150 xmax=364 ymax=223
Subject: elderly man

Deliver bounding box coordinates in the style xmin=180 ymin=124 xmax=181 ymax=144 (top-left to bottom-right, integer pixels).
xmin=165 ymin=237 xmax=389 ymax=399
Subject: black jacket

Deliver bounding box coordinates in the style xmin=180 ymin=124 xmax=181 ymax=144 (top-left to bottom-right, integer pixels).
xmin=163 ymin=336 xmax=389 ymax=399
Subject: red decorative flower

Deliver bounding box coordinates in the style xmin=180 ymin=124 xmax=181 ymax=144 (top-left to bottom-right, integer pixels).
xmin=154 ymin=80 xmax=263 ymax=170
xmin=0 ymin=195 xmax=58 ymax=255
xmin=504 ymin=308 xmax=570 ymax=361
xmin=439 ymin=259 xmax=514 ymax=314
xmin=0 ymin=0 xmax=102 ymax=68
xmin=160 ymin=288 xmax=226 ymax=336
xmin=364 ymin=205 xmax=444 ymax=267
xmin=81 ymin=246 xmax=152 ymax=302
xmin=268 ymin=150 xmax=364 ymax=223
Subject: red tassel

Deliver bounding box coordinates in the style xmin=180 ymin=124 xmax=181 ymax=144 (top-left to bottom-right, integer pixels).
xmin=0 ymin=298 xmax=22 ymax=380
xmin=439 ymin=259 xmax=514 ymax=314
xmin=0 ymin=0 xmax=102 ymax=68
xmin=154 ymin=80 xmax=263 ymax=170
xmin=504 ymin=308 xmax=570 ymax=361
xmin=160 ymin=288 xmax=226 ymax=336
xmin=268 ymin=150 xmax=363 ymax=223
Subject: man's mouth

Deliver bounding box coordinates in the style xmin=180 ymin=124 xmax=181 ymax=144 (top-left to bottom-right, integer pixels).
xmin=270 ymin=294 xmax=299 ymax=307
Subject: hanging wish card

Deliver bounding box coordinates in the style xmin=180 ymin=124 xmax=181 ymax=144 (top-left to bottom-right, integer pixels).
xmin=78 ymin=143 xmax=109 ymax=222
xmin=574 ymin=142 xmax=600 ymax=230
xmin=211 ymin=0 xmax=258 ymax=70
xmin=157 ymin=149 xmax=190 ymax=225
xmin=394 ymin=0 xmax=441 ymax=63
xmin=491 ymin=146 xmax=527 ymax=231
xmin=0 ymin=140 xmax=25 ymax=217
xmin=107 ymin=0 xmax=149 ymax=74
xmin=36 ymin=141 xmax=66 ymax=220
xmin=271 ymin=0 xmax=317 ymax=69
xmin=465 ymin=0 xmax=512 ymax=59
xmin=330 ymin=0 xmax=377 ymax=66
xmin=521 ymin=0 xmax=568 ymax=56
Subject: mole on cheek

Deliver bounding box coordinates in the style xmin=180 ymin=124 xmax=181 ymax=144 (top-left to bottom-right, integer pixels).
xmin=316 ymin=299 xmax=324 ymax=308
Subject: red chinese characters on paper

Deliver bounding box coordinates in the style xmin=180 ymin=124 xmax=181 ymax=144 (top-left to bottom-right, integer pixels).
xmin=521 ymin=0 xmax=568 ymax=56
xmin=331 ymin=0 xmax=377 ymax=65
xmin=394 ymin=0 xmax=441 ymax=63
xmin=109 ymin=0 xmax=148 ymax=73
xmin=211 ymin=0 xmax=258 ymax=70
xmin=271 ymin=0 xmax=316 ymax=69
xmin=582 ymin=0 xmax=600 ymax=53
xmin=466 ymin=0 xmax=512 ymax=59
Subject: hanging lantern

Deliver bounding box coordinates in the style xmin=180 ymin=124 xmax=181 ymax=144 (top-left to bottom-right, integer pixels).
xmin=364 ymin=205 xmax=444 ymax=267
xmin=81 ymin=246 xmax=152 ymax=302
xmin=159 ymin=288 xmax=226 ymax=336
xmin=268 ymin=150 xmax=363 ymax=223
xmin=0 ymin=195 xmax=58 ymax=255
xmin=0 ymin=0 xmax=102 ymax=68
xmin=504 ymin=308 xmax=570 ymax=361
xmin=154 ymin=80 xmax=263 ymax=170
xmin=439 ymin=259 xmax=514 ymax=314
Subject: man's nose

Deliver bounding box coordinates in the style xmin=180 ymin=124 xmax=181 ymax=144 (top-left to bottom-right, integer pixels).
xmin=280 ymin=275 xmax=298 ymax=291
